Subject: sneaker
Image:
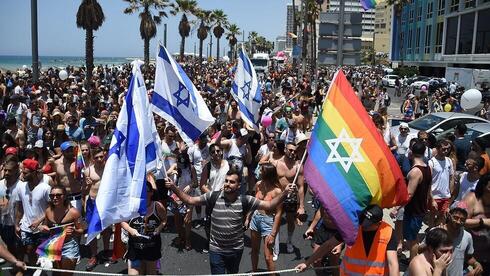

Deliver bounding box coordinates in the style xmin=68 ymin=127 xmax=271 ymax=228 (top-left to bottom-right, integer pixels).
xmin=86 ymin=257 xmax=97 ymax=271
xmin=0 ymin=258 xmax=5 ymax=264
xmin=287 ymin=242 xmax=294 ymax=253
xmin=272 ymin=253 xmax=278 ymax=262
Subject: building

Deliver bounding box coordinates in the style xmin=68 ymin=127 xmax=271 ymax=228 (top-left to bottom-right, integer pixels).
xmin=286 ymin=3 xmax=300 ymax=50
xmin=391 ymin=0 xmax=490 ymax=76
xmin=275 ymin=36 xmax=287 ymax=52
xmin=325 ymin=0 xmax=376 ymax=49
xmin=374 ymin=0 xmax=392 ymax=54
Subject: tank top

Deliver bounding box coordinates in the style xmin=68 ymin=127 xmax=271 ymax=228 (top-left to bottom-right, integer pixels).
xmin=126 ymin=202 xmax=162 ymax=261
xmin=405 ymin=165 xmax=432 ymax=216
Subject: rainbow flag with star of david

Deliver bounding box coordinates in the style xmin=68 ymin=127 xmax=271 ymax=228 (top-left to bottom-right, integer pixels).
xmin=304 ymin=70 xmax=408 ymax=245
xmin=360 ymin=0 xmax=377 ymax=10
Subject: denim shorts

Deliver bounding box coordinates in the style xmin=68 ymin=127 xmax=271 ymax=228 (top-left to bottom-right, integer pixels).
xmin=249 ymin=211 xmax=273 ymax=237
xmin=61 ymin=239 xmax=80 ymax=261
xmin=403 ymin=212 xmax=424 ymax=241
xmin=20 ymin=231 xmax=49 ymax=246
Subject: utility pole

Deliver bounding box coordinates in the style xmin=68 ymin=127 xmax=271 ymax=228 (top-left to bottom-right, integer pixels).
xmin=336 ymin=0 xmax=345 ymax=66
xmin=164 ymin=23 xmax=167 ymax=47
xmin=301 ymin=0 xmax=308 ymax=79
xmin=31 ymin=0 xmax=39 ymax=82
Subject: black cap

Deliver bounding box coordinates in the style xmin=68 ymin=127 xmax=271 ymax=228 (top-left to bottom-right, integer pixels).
xmin=361 ymin=205 xmax=383 ymax=228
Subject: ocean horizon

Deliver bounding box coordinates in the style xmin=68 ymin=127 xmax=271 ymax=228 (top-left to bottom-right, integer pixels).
xmin=0 ymin=55 xmax=138 ymax=71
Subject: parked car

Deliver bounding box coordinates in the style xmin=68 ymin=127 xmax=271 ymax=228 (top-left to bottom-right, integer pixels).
xmin=410 ymin=77 xmax=447 ymax=94
xmin=436 ymin=122 xmax=490 ymax=145
xmin=406 ymin=75 xmax=430 ymax=85
xmin=382 ymin=74 xmax=399 ymax=87
xmin=390 ymin=112 xmax=489 ymax=137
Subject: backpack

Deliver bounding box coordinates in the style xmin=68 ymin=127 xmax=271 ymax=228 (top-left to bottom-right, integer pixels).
xmin=204 ymin=191 xmax=251 ymax=230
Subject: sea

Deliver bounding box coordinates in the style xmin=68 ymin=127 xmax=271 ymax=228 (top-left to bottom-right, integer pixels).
xmin=0 ymin=55 xmax=134 ymax=71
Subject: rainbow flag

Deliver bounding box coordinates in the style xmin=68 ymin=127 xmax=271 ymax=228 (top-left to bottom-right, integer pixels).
xmin=36 ymin=228 xmax=67 ymax=261
xmin=360 ymin=0 xmax=377 ymax=10
xmin=304 ymin=70 xmax=408 ymax=245
xmin=74 ymin=144 xmax=85 ymax=180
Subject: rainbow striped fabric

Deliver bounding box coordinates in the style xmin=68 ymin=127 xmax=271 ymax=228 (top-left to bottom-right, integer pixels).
xmin=360 ymin=0 xmax=377 ymax=10
xmin=36 ymin=228 xmax=67 ymax=261
xmin=304 ymin=70 xmax=408 ymax=245
xmin=74 ymin=144 xmax=85 ymax=180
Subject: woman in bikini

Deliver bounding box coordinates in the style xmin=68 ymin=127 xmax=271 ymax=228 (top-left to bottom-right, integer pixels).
xmin=38 ymin=185 xmax=83 ymax=275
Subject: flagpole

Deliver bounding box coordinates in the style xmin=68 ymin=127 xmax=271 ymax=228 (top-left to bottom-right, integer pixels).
xmin=48 ymin=222 xmax=74 ymax=230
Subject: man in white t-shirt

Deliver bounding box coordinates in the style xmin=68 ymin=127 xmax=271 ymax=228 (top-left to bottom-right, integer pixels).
xmin=428 ymin=139 xmax=455 ymax=227
xmin=452 ymin=152 xmax=484 ymax=206
xmin=13 ymin=159 xmax=51 ymax=267
xmin=188 ymin=135 xmax=210 ymax=226
xmin=0 ymin=157 xmax=22 ymax=254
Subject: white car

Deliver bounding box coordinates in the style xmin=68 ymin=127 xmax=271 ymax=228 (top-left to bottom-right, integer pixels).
xmin=382 ymin=74 xmax=399 ymax=87
xmin=390 ymin=112 xmax=489 ymax=137
xmin=410 ymin=79 xmax=430 ymax=91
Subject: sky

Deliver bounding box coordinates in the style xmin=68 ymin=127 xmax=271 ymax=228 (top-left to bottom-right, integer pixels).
xmin=0 ymin=0 xmax=287 ymax=58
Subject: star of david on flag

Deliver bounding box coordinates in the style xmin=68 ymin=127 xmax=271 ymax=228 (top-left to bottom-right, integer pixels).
xmin=151 ymin=43 xmax=215 ymax=145
xmin=231 ymin=46 xmax=262 ymax=131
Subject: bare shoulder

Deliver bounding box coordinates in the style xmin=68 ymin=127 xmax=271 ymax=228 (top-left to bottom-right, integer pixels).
xmin=408 ymin=255 xmax=429 ymax=275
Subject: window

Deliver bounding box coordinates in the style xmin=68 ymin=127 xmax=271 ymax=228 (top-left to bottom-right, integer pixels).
xmin=427 ymin=2 xmax=434 ymax=18
xmin=458 ymin=13 xmax=475 ymax=54
xmin=435 ymin=22 xmax=444 ymax=53
xmin=425 ymin=25 xmax=433 ymax=53
xmin=476 ymin=8 xmax=490 ymax=53
xmin=445 ymin=16 xmax=458 ymax=54
xmin=415 ymin=27 xmax=421 ymax=54
xmin=409 ymin=9 xmax=414 ymax=22
xmin=465 ymin=0 xmax=475 ymax=8
xmin=438 ymin=0 xmax=446 ymax=15
xmin=417 ymin=5 xmax=423 ymax=21
xmin=407 ymin=29 xmax=413 ymax=49
xmin=450 ymin=0 xmax=459 ymax=12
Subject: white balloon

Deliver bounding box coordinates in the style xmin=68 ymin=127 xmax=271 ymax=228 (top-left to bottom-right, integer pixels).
xmin=22 ymin=65 xmax=27 ymax=69
xmin=59 ymin=70 xmax=68 ymax=80
xmin=460 ymin=89 xmax=482 ymax=109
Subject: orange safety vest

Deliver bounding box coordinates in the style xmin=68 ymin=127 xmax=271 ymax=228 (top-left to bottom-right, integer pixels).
xmin=340 ymin=221 xmax=393 ymax=276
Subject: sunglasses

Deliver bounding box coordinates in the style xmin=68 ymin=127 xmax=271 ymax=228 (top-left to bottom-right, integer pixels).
xmin=49 ymin=193 xmax=63 ymax=199
xmin=211 ymin=150 xmax=222 ymax=154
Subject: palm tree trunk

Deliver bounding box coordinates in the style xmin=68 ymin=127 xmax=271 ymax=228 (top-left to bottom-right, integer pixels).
xmin=85 ymin=28 xmax=94 ymax=90
xmin=209 ymin=35 xmax=213 ymax=60
xmin=199 ymin=39 xmax=204 ymax=64
xmin=144 ymin=37 xmax=150 ymax=71
xmin=216 ymin=37 xmax=220 ymax=60
xmin=180 ymin=37 xmax=186 ymax=62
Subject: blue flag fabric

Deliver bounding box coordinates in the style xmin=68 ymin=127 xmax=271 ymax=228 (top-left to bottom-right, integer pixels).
xmin=231 ymin=48 xmax=262 ymax=131
xmin=151 ymin=44 xmax=215 ymax=145
xmin=87 ymin=61 xmax=158 ymax=243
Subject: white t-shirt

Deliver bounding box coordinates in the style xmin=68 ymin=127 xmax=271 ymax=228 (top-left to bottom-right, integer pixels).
xmin=188 ymin=144 xmax=209 ymax=181
xmin=257 ymin=144 xmax=271 ymax=160
xmin=429 ymin=156 xmax=454 ymax=199
xmin=12 ymin=179 xmax=51 ymax=233
xmin=208 ymin=160 xmax=230 ymax=192
xmin=395 ymin=134 xmax=415 ymax=155
xmin=0 ymin=179 xmax=21 ymax=226
xmin=454 ymin=172 xmax=478 ymax=203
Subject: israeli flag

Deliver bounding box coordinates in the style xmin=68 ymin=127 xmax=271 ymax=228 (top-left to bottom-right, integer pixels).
xmin=231 ymin=47 xmax=262 ymax=131
xmin=151 ymin=44 xmax=215 ymax=145
xmin=87 ymin=60 xmax=158 ymax=243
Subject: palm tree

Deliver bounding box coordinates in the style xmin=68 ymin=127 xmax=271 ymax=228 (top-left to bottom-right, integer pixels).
xmin=306 ymin=0 xmax=321 ymax=76
xmin=196 ymin=9 xmax=213 ymax=63
xmin=171 ymin=0 xmax=199 ymax=62
xmin=76 ymin=0 xmax=105 ymax=88
xmin=226 ymin=24 xmax=241 ymax=61
xmin=387 ymin=0 xmax=410 ymax=67
xmin=124 ymin=0 xmax=170 ymax=69
xmin=248 ymin=31 xmax=259 ymax=55
xmin=212 ymin=9 xmax=228 ymax=60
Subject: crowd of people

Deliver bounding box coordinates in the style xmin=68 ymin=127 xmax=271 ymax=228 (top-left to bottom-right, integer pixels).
xmin=0 ymin=59 xmax=488 ymax=276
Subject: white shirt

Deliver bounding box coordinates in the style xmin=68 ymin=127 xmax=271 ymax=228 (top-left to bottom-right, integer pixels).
xmin=429 ymin=156 xmax=454 ymax=199
xmin=208 ymin=160 xmax=230 ymax=192
xmin=0 ymin=179 xmax=21 ymax=226
xmin=12 ymin=179 xmax=51 ymax=233
xmin=395 ymin=134 xmax=415 ymax=155
xmin=454 ymin=172 xmax=478 ymax=203
xmin=188 ymin=144 xmax=210 ymax=181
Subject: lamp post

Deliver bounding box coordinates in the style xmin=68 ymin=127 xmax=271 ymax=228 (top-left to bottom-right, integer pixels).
xmin=31 ymin=0 xmax=39 ymax=82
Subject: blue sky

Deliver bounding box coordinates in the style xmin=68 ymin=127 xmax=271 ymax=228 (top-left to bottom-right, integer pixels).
xmin=0 ymin=0 xmax=287 ymax=58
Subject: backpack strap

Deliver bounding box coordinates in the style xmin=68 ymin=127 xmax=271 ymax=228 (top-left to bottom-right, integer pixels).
xmin=205 ymin=191 xmax=221 ymax=218
xmin=240 ymin=195 xmax=251 ymax=215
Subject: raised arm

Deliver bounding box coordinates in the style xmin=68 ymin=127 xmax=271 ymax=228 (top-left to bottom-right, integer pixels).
xmin=165 ymin=178 xmax=203 ymax=206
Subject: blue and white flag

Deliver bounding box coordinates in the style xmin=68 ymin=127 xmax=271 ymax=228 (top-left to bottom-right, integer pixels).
xmin=231 ymin=47 xmax=262 ymax=131
xmin=87 ymin=60 xmax=158 ymax=243
xmin=151 ymin=44 xmax=215 ymax=145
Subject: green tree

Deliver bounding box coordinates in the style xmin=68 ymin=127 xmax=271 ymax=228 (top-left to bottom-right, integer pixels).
xmin=196 ymin=9 xmax=214 ymax=63
xmin=212 ymin=9 xmax=228 ymax=60
xmin=171 ymin=0 xmax=199 ymax=62
xmin=124 ymin=0 xmax=170 ymax=69
xmin=76 ymin=0 xmax=105 ymax=88
xmin=226 ymin=24 xmax=241 ymax=61
xmin=387 ymin=0 xmax=410 ymax=66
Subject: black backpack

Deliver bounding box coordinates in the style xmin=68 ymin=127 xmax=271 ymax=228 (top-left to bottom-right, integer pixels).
xmin=204 ymin=191 xmax=251 ymax=230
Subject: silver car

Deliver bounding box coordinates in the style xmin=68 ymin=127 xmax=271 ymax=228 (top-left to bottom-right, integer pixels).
xmin=436 ymin=122 xmax=490 ymax=144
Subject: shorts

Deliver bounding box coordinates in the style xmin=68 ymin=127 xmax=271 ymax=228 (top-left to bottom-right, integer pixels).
xmin=20 ymin=231 xmax=49 ymax=247
xmin=0 ymin=225 xmax=17 ymax=249
xmin=67 ymin=195 xmax=83 ymax=213
xmin=128 ymin=259 xmax=158 ymax=269
xmin=61 ymin=239 xmax=80 ymax=260
xmin=434 ymin=198 xmax=450 ymax=213
xmin=85 ymin=197 xmax=95 ymax=224
xmin=249 ymin=211 xmax=273 ymax=237
xmin=402 ymin=212 xmax=424 ymax=241
xmin=314 ymin=223 xmax=338 ymax=246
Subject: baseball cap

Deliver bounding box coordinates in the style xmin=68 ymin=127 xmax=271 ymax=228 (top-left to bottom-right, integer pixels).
xmin=22 ymin=159 xmax=40 ymax=171
xmin=295 ymin=132 xmax=310 ymax=145
xmin=87 ymin=136 xmax=101 ymax=147
xmin=5 ymin=147 xmax=18 ymax=155
xmin=360 ymin=205 xmax=383 ymax=228
xmin=238 ymin=128 xmax=249 ymax=138
xmin=60 ymin=141 xmax=76 ymax=151
xmin=34 ymin=140 xmax=44 ymax=148
xmin=399 ymin=122 xmax=409 ymax=129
